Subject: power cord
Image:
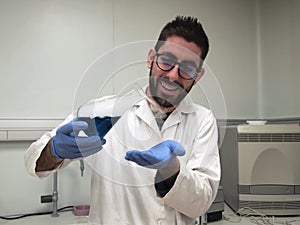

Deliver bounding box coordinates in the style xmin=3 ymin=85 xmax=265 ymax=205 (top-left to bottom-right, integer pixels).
xmin=0 ymin=205 xmax=73 ymax=220
xmin=222 ymin=213 xmax=242 ymax=223
xmin=223 ymin=207 xmax=300 ymax=225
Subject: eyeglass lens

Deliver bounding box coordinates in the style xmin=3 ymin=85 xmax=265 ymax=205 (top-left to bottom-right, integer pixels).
xmin=156 ymin=54 xmax=198 ymax=80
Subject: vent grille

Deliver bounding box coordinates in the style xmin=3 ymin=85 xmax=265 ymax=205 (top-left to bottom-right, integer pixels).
xmin=238 ymin=133 xmax=300 ymax=142
xmin=239 ymin=200 xmax=300 ymax=210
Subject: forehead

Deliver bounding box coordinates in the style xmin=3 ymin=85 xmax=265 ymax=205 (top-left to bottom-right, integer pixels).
xmin=158 ymin=36 xmax=202 ymax=62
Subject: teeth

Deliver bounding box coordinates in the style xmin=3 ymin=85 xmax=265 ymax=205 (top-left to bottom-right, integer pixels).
xmin=160 ymin=81 xmax=178 ymax=91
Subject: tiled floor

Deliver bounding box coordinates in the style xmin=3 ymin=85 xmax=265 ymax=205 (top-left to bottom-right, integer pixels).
xmin=0 ymin=204 xmax=299 ymax=225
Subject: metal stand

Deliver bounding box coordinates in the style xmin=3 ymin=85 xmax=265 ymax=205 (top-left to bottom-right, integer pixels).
xmin=41 ymin=171 xmax=59 ymax=217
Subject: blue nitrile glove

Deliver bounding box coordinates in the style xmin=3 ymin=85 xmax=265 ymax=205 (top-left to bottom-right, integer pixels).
xmin=125 ymin=140 xmax=185 ymax=169
xmin=52 ymin=120 xmax=104 ymax=159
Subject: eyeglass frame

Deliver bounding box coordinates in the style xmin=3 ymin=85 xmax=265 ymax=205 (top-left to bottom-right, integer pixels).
xmin=154 ymin=53 xmax=203 ymax=80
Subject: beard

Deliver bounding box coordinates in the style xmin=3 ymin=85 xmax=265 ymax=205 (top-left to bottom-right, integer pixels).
xmin=148 ymin=65 xmax=194 ymax=109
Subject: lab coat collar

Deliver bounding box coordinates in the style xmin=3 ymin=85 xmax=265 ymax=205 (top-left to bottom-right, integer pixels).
xmin=133 ymin=87 xmax=197 ymax=133
xmin=161 ymin=100 xmax=196 ymax=131
xmin=175 ymin=99 xmax=197 ymax=114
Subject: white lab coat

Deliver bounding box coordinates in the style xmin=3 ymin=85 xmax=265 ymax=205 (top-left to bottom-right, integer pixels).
xmin=25 ymin=97 xmax=220 ymax=225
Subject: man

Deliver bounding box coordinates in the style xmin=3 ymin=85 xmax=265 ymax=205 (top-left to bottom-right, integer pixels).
xmin=25 ymin=16 xmax=220 ymax=225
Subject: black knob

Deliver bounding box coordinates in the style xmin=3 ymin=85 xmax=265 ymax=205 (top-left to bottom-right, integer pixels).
xmin=41 ymin=195 xmax=53 ymax=203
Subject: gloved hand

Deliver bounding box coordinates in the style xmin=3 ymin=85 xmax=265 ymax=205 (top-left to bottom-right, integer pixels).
xmin=125 ymin=140 xmax=185 ymax=169
xmin=52 ymin=120 xmax=104 ymax=159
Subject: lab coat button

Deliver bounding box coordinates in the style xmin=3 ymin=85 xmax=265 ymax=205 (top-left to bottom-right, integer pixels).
xmin=157 ymin=220 xmax=163 ymax=225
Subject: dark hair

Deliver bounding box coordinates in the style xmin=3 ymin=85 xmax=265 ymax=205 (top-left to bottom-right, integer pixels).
xmin=155 ymin=16 xmax=209 ymax=61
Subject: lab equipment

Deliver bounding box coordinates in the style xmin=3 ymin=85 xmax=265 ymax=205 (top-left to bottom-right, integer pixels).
xmin=76 ymin=117 xmax=117 ymax=138
xmin=76 ymin=85 xmax=146 ymax=119
xmin=220 ymin=124 xmax=300 ymax=216
xmin=125 ymin=140 xmax=185 ymax=169
xmin=202 ymin=186 xmax=224 ymax=222
xmin=40 ymin=171 xmax=59 ymax=217
xmin=52 ymin=120 xmax=103 ymax=159
xmin=80 ymin=159 xmax=84 ymax=177
xmin=73 ymin=205 xmax=90 ymax=216
xmin=73 ymin=205 xmax=90 ymax=224
xmin=75 ymin=85 xmax=147 ymax=138
xmin=74 ymin=84 xmax=149 ymax=159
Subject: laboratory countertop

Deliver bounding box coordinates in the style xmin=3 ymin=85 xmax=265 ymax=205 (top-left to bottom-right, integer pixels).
xmin=0 ymin=211 xmax=76 ymax=225
xmin=1 ymin=205 xmax=299 ymax=225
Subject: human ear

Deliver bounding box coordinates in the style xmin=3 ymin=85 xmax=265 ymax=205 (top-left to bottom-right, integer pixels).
xmin=147 ymin=49 xmax=156 ymax=69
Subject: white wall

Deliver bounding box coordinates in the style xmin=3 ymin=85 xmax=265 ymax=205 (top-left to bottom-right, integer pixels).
xmin=0 ymin=0 xmax=299 ymax=216
xmin=0 ymin=0 xmax=261 ymax=120
xmin=0 ymin=0 xmax=114 ymax=118
xmin=0 ymin=141 xmax=91 ymax=215
xmin=259 ymin=0 xmax=300 ymax=118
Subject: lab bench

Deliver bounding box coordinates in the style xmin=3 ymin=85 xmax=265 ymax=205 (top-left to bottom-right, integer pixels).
xmin=1 ymin=204 xmax=299 ymax=225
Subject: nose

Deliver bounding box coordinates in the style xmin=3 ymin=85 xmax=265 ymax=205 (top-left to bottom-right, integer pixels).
xmin=167 ymin=65 xmax=180 ymax=81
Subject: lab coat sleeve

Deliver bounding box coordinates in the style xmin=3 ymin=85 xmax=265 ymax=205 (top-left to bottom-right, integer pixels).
xmin=161 ymin=111 xmax=220 ymax=219
xmin=24 ymin=114 xmax=74 ymax=178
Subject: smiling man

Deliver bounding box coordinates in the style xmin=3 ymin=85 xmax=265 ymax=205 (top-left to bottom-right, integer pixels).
xmin=147 ymin=36 xmax=204 ymax=111
xmin=25 ymin=16 xmax=220 ymax=225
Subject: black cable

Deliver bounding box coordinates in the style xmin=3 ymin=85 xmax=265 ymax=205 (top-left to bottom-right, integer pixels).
xmin=0 ymin=205 xmax=74 ymax=220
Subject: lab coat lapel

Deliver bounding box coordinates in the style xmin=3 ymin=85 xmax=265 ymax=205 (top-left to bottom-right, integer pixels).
xmin=161 ymin=100 xmax=195 ymax=132
xmin=161 ymin=110 xmax=181 ymax=132
xmin=134 ymin=99 xmax=196 ymax=136
xmin=134 ymin=100 xmax=161 ymax=136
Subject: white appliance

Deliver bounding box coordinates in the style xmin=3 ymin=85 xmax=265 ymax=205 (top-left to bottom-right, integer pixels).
xmin=220 ymin=124 xmax=300 ymax=215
